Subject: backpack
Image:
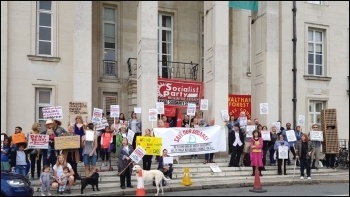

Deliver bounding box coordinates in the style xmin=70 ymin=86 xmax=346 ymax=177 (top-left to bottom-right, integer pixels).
xmin=243 ymin=153 xmax=250 ymax=167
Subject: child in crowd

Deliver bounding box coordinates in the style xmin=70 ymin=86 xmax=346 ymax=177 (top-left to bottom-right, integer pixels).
xmin=101 ymin=126 xmax=113 ymax=167
xmin=46 ymin=129 xmax=55 ymax=160
xmin=40 ymin=165 xmax=52 ymax=196
xmin=58 ymin=166 xmax=70 ymax=194
xmin=10 ymin=142 xmax=29 ymax=176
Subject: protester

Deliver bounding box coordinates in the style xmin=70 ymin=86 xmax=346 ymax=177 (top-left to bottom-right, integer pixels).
xmin=82 ymin=123 xmax=98 ymax=177
xmin=142 ymin=129 xmax=153 ymax=170
xmin=250 ymin=130 xmax=263 ymax=176
xmin=228 ymin=123 xmax=244 ymax=167
xmin=118 ymin=138 xmax=133 ymax=189
xmin=274 ymin=134 xmax=290 ymax=175
xmin=51 ymin=154 xmax=75 ymax=194
xmin=296 ymin=133 xmax=313 ymax=180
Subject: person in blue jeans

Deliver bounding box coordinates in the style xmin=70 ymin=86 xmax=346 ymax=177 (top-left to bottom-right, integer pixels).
xmin=10 ymin=142 xmax=29 ymax=177
xmin=81 ymin=123 xmax=98 ymax=177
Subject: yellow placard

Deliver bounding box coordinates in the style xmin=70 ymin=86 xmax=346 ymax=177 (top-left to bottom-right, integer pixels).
xmin=136 ymin=136 xmax=162 ymax=156
xmin=54 ymin=136 xmax=80 ymax=150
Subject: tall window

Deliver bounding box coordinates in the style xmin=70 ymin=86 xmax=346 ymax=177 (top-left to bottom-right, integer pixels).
xmin=103 ymin=7 xmax=117 ymax=77
xmin=158 ymin=14 xmax=173 ymax=78
xmin=308 ymin=29 xmax=324 ymax=76
xmin=37 ymin=1 xmax=53 ymax=56
xmin=36 ymin=88 xmax=52 ymax=132
xmin=308 ymin=101 xmax=325 ymax=129
xmin=103 ymin=93 xmax=117 ymax=125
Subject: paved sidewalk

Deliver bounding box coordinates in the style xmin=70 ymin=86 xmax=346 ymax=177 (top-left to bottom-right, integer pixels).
xmin=34 ymin=171 xmax=349 ymax=196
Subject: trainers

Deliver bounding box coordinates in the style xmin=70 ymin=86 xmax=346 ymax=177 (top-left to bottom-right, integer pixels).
xmin=307 ymin=177 xmax=311 ymax=180
xmin=300 ymin=176 xmax=304 ymax=180
xmin=47 ymin=192 xmax=51 ymax=196
xmin=41 ymin=193 xmax=45 ymax=196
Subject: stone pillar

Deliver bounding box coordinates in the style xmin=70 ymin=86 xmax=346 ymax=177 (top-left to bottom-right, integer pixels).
xmin=203 ymin=2 xmax=229 ymax=126
xmin=251 ymin=1 xmax=279 ymax=126
xmin=73 ymin=1 xmax=92 ymax=119
xmin=137 ymin=1 xmax=158 ymax=133
xmin=1 ymin=1 xmax=8 ymax=133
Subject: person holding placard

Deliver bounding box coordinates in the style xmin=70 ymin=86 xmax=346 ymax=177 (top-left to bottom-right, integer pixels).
xmin=27 ymin=122 xmax=43 ymax=180
xmin=295 ymin=134 xmax=313 ymax=180
xmin=115 ymin=125 xmax=128 ymax=160
xmin=228 ymin=123 xmax=244 ymax=167
xmin=51 ymin=154 xmax=75 ymax=194
xmin=118 ymin=138 xmax=134 ymax=189
xmin=129 ymin=112 xmax=142 ymax=150
xmin=158 ymin=149 xmax=173 ymax=180
xmin=182 ymin=115 xmax=190 ymax=128
xmin=268 ymin=125 xmax=279 ymax=166
xmin=274 ymin=134 xmax=290 ymax=175
xmin=142 ymin=128 xmax=153 ymax=170
xmin=261 ymin=125 xmax=270 ymax=171
xmin=61 ymin=125 xmax=80 ymax=181
xmin=72 ymin=115 xmax=86 ymax=162
xmin=281 ymin=122 xmax=296 ymax=165
xmin=250 ymin=130 xmax=263 ymax=176
xmin=82 ymin=123 xmax=98 ymax=177
xmin=10 ymin=142 xmax=30 ymax=177
xmin=203 ymin=118 xmax=216 ymax=164
xmin=309 ymin=124 xmax=321 ymax=170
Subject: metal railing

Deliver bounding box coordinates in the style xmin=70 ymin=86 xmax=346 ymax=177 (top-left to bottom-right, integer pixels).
xmin=127 ymin=58 xmax=202 ymax=81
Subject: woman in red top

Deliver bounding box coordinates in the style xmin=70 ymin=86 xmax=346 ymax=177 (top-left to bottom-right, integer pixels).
xmin=250 ymin=130 xmax=263 ymax=176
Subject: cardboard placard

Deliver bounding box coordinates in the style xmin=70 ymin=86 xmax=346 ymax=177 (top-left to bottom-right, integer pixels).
xmin=12 ymin=133 xmax=26 ymax=144
xmin=54 ymin=136 xmax=80 ymax=150
xmin=69 ymin=101 xmax=88 ymax=115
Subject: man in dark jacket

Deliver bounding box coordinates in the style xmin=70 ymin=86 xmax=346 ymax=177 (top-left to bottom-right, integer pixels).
xmin=228 ymin=123 xmax=245 ymax=167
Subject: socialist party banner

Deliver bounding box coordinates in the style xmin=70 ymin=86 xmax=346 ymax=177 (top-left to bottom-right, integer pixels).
xmin=153 ymin=125 xmax=226 ymax=156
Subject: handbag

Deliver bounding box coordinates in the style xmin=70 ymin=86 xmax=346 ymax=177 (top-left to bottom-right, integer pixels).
xmin=108 ymin=143 xmax=115 ymax=152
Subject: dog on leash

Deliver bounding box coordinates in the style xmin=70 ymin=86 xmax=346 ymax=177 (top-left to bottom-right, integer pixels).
xmin=132 ymin=165 xmax=171 ymax=196
xmin=80 ymin=171 xmax=100 ymax=194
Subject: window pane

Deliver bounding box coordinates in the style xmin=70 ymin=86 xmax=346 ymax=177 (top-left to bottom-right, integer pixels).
xmin=104 ymin=49 xmax=115 ymax=61
xmin=308 ymin=114 xmax=314 ymax=124
xmin=308 ymin=30 xmax=313 ymax=41
xmin=104 ymin=8 xmax=115 ymax=21
xmin=316 ymin=65 xmax=322 ymax=75
xmin=162 ymin=15 xmax=171 ymax=28
xmin=39 ymin=107 xmax=45 ymax=119
xmin=162 ymin=30 xmax=171 ymax=42
xmin=316 ymin=114 xmax=321 ymax=123
xmin=39 ymin=1 xmax=52 ymax=10
xmin=39 ymin=91 xmax=51 ymax=103
xmin=308 ymin=43 xmax=314 ymax=52
xmin=316 ymin=44 xmax=322 ymax=53
xmin=39 ymin=41 xmax=51 ymax=55
xmin=162 ymin=42 xmax=171 ymax=55
xmin=39 ymin=13 xmax=51 ymax=27
xmin=315 ymin=103 xmax=323 ymax=112
xmin=308 ymin=64 xmax=314 ymax=75
xmin=104 ymin=61 xmax=116 ymax=76
xmin=104 ymin=23 xmax=115 ymax=37
xmin=308 ymin=53 xmax=314 ymax=63
xmin=315 ymin=31 xmax=322 ymax=42
xmin=309 ymin=103 xmax=313 ymax=112
xmin=315 ymin=54 xmax=322 ymax=64
xmin=39 ymin=27 xmax=51 ymax=41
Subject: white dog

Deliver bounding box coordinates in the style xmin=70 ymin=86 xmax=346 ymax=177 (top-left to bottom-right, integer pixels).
xmin=132 ymin=165 xmax=171 ymax=196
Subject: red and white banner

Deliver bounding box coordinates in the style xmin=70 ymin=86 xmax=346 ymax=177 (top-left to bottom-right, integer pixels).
xmin=28 ymin=134 xmax=49 ymax=149
xmin=153 ymin=125 xmax=226 ymax=156
xmin=228 ymin=94 xmax=251 ymax=120
xmin=158 ymin=78 xmax=204 ymax=107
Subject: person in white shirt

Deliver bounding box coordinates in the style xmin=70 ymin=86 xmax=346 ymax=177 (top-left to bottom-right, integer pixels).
xmin=228 ymin=123 xmax=245 ymax=167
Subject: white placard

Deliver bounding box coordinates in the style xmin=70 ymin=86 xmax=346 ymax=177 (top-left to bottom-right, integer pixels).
xmin=91 ymin=108 xmax=103 ymax=123
xmin=298 ymin=115 xmax=305 ymax=126
xmin=149 ymin=109 xmax=158 ymax=122
xmin=127 ymin=129 xmax=135 ymax=145
xmin=110 ymin=105 xmax=120 ymax=118
xmin=95 ymin=118 xmax=109 ymax=130
xmin=310 ymin=131 xmax=323 ymax=141
xmin=187 ymin=103 xmax=196 ymax=116
xmin=209 ymin=164 xmax=222 ymax=172
xmin=246 ymin=125 xmax=256 ymax=138
xmin=1 ymin=134 xmax=4 ymax=151
xmin=27 ymin=134 xmax=49 ymax=149
xmin=85 ymin=130 xmax=94 ymax=141
xmin=220 ymin=110 xmax=229 ymax=121
xmin=129 ymin=146 xmax=147 ymax=163
xmin=260 ymin=103 xmax=269 ymax=114
xmin=42 ymin=106 xmax=63 ymax=120
xmin=278 ymin=146 xmax=289 ymax=159
xmin=200 ymin=99 xmax=209 ymax=111
xmin=1 ymin=135 xmax=4 ymax=142
xmin=156 ymin=102 xmax=165 ymax=114
xmin=261 ymin=130 xmax=271 ymax=141
xmin=163 ymin=157 xmax=173 ymax=165
xmin=272 ymin=122 xmax=281 ymax=133
xmin=239 ymin=117 xmax=247 ymax=126
xmin=134 ymin=107 xmax=142 ymax=114
xmin=285 ymin=130 xmax=297 ymax=142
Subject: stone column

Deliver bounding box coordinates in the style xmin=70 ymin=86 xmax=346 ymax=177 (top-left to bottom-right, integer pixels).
xmin=1 ymin=1 xmax=8 ymax=133
xmin=137 ymin=1 xmax=158 ymax=133
xmin=203 ymin=2 xmax=229 ymax=126
xmin=73 ymin=1 xmax=92 ymax=119
xmin=251 ymin=1 xmax=280 ymax=126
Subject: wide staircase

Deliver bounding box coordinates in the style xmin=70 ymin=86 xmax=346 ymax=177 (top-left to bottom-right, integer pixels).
xmin=31 ymin=153 xmax=348 ymax=196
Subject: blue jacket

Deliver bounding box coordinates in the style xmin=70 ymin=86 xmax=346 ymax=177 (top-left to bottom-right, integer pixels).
xmin=274 ymin=140 xmax=290 ymax=151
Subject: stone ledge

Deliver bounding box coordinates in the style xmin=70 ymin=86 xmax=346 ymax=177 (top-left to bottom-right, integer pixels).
xmin=27 ymin=55 xmax=61 ymax=62
xmin=303 ymin=75 xmax=332 ymax=81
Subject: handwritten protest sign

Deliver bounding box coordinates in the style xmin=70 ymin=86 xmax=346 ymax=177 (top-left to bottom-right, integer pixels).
xmin=69 ymin=102 xmax=88 ymax=115
xmin=129 ymin=146 xmax=146 ymax=163
xmin=261 ymin=130 xmax=271 ymax=141
xmin=149 ymin=109 xmax=158 ymax=121
xmin=310 ymin=131 xmax=323 ymax=141
xmin=246 ymin=125 xmax=256 ymax=138
xmin=127 ymin=129 xmax=135 ymax=145
xmin=285 ymin=130 xmax=297 ymax=142
xmin=54 ymin=136 xmax=80 ymax=149
xmin=278 ymin=146 xmax=288 ymax=159
xmin=12 ymin=133 xmax=27 ymax=144
xmin=43 ymin=106 xmax=63 ymax=119
xmin=136 ymin=136 xmax=162 ymax=156
xmin=28 ymin=134 xmax=49 ymax=149
xmin=110 ymin=105 xmax=120 ymax=118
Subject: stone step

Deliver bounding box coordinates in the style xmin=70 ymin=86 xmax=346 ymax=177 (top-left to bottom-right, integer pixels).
xmin=31 ymin=172 xmax=348 ymax=193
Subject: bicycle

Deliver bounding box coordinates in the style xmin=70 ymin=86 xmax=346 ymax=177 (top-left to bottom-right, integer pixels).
xmin=335 ymin=147 xmax=349 ymax=170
